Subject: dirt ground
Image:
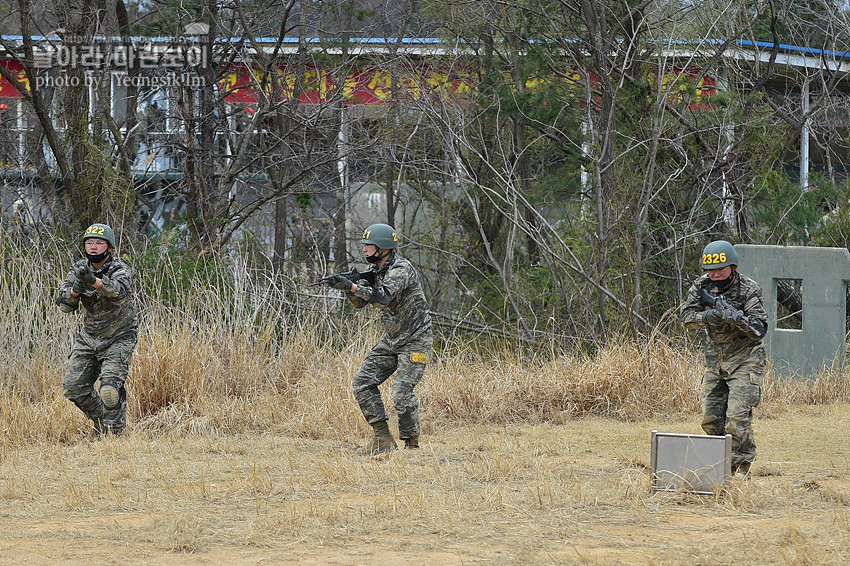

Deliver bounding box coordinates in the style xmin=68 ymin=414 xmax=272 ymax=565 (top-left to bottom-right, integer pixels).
xmin=1 ymin=404 xmax=849 ymax=565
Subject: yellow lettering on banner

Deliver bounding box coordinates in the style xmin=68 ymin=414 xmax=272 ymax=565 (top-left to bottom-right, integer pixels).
xmin=16 ymin=69 xmax=30 ymax=92
xmin=367 ymin=70 xmax=393 ymax=101
xmin=279 ymin=70 xmax=298 ymax=99
xmin=410 ymin=352 xmax=429 ymax=364
xmin=302 ymin=69 xmax=329 ymax=99
xmin=425 ymin=70 xmax=448 ymax=93
xmin=253 ymin=70 xmax=274 ymax=97
xmin=406 ymin=75 xmax=423 ymax=100
xmin=343 ymin=74 xmax=357 ymax=100
xmin=454 ymin=70 xmax=475 ymax=95
xmin=365 ymin=69 xmax=426 ymax=101
xmin=373 ymin=68 xmax=476 ymax=98
xmin=222 ymin=71 xmax=238 ymax=93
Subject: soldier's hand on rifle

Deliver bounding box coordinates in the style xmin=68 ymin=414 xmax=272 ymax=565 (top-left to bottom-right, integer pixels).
xmin=75 ymin=264 xmax=97 ymax=286
xmin=721 ymin=307 xmax=740 ymax=324
xmin=71 ymin=278 xmax=92 ymax=295
xmin=327 ymin=274 xmax=353 ymax=291
xmin=703 ymin=308 xmax=724 ymax=326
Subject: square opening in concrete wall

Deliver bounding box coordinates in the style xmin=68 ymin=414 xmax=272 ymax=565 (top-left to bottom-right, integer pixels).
xmin=776 ymin=279 xmax=803 ymax=330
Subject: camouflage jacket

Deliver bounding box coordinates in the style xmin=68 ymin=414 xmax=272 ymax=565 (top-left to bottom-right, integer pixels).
xmin=346 ymin=251 xmax=432 ymax=347
xmin=56 ymin=255 xmax=138 ymax=344
xmin=681 ymin=272 xmax=767 ymax=368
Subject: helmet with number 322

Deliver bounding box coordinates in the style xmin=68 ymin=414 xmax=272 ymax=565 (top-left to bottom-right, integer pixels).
xmin=701 ymin=240 xmax=738 ymax=270
xmin=82 ymin=223 xmax=116 ymax=249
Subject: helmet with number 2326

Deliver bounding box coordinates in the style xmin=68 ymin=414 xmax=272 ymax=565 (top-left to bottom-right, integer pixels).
xmin=701 ymin=240 xmax=738 ymax=270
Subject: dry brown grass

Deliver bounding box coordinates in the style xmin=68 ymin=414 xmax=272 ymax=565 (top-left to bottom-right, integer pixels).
xmin=1 ymin=407 xmax=848 ymax=565
xmin=2 ymin=236 xmax=850 ymax=564
xmin=2 ymin=234 xmax=848 ymax=444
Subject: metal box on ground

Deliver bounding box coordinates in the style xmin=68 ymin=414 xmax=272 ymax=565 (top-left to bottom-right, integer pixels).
xmin=650 ymin=431 xmax=732 ymax=494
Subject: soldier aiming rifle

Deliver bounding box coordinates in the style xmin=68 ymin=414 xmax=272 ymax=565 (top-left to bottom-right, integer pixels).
xmin=322 ymin=223 xmax=433 ymax=455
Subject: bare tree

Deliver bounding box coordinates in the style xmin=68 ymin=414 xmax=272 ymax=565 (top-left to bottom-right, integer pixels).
xmin=0 ymin=0 xmax=137 ymax=232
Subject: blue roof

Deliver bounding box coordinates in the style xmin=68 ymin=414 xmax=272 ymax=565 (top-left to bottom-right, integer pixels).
xmin=3 ymin=34 xmax=849 ymax=60
xmin=736 ymin=39 xmax=850 ymax=60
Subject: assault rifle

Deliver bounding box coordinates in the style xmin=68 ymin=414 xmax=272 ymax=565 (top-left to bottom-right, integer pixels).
xmin=309 ymin=266 xmax=376 ymax=288
xmin=700 ymin=288 xmax=763 ymax=338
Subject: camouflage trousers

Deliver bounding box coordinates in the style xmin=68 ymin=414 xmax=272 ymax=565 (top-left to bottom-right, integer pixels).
xmin=62 ymin=332 xmax=137 ymax=433
xmin=700 ymin=345 xmax=765 ymax=466
xmin=353 ymin=334 xmax=433 ymax=440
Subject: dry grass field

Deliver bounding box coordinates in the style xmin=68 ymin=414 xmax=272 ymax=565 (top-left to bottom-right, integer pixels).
xmin=1 ymin=403 xmax=849 ymax=565
xmin=2 ymin=239 xmax=849 ymax=564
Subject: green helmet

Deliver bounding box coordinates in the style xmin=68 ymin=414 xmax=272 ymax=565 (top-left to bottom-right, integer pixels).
xmin=82 ymin=223 xmax=116 ymax=248
xmin=701 ymin=240 xmax=738 ymax=269
xmin=360 ymin=223 xmax=399 ymax=249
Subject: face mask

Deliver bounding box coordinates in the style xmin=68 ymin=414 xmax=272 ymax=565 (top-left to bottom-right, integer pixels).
xmin=711 ymin=270 xmax=736 ymax=290
xmin=86 ymin=250 xmax=109 ymax=264
xmin=365 ymin=250 xmax=383 ymax=264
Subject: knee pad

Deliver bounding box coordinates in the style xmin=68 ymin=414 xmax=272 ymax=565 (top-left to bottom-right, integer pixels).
xmin=99 ymin=383 xmax=125 ymax=409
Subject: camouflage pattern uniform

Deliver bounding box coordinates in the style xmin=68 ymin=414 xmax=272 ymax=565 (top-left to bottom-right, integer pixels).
xmin=681 ymin=273 xmax=767 ymax=467
xmin=56 ymin=255 xmax=138 ymax=433
xmin=346 ymin=251 xmax=433 ymax=440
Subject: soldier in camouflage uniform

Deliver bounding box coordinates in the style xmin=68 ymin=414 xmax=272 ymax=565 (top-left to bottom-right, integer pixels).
xmin=680 ymin=240 xmax=767 ymax=475
xmin=325 ymin=223 xmax=433 ymax=455
xmin=55 ymin=223 xmax=138 ymax=436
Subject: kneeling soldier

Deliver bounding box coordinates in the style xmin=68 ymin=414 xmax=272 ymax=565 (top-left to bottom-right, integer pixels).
xmin=56 ymin=223 xmax=138 ymax=436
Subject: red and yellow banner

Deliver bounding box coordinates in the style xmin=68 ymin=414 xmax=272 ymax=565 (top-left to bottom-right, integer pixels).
xmin=219 ymin=63 xmax=476 ymax=105
xmin=1 ymin=55 xmax=716 ymax=111
xmin=218 ymin=62 xmax=716 ymax=109
xmin=538 ymin=66 xmax=716 ymax=109
xmin=648 ymin=66 xmax=717 ymax=107
xmin=0 ymin=60 xmax=31 ymax=98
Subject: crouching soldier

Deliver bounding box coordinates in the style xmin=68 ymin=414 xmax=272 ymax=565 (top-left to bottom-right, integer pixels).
xmin=680 ymin=240 xmax=767 ymax=475
xmin=55 ymin=223 xmax=138 ymax=437
xmin=325 ymin=223 xmax=433 ymax=455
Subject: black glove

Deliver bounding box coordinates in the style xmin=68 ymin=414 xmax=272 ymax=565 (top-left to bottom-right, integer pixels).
xmin=55 ymin=295 xmax=79 ymax=311
xmin=703 ymin=308 xmax=724 ymax=326
xmin=327 ymin=274 xmax=353 ymax=291
xmin=75 ymin=264 xmax=97 ymax=285
xmin=72 ymin=279 xmax=92 ymax=295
